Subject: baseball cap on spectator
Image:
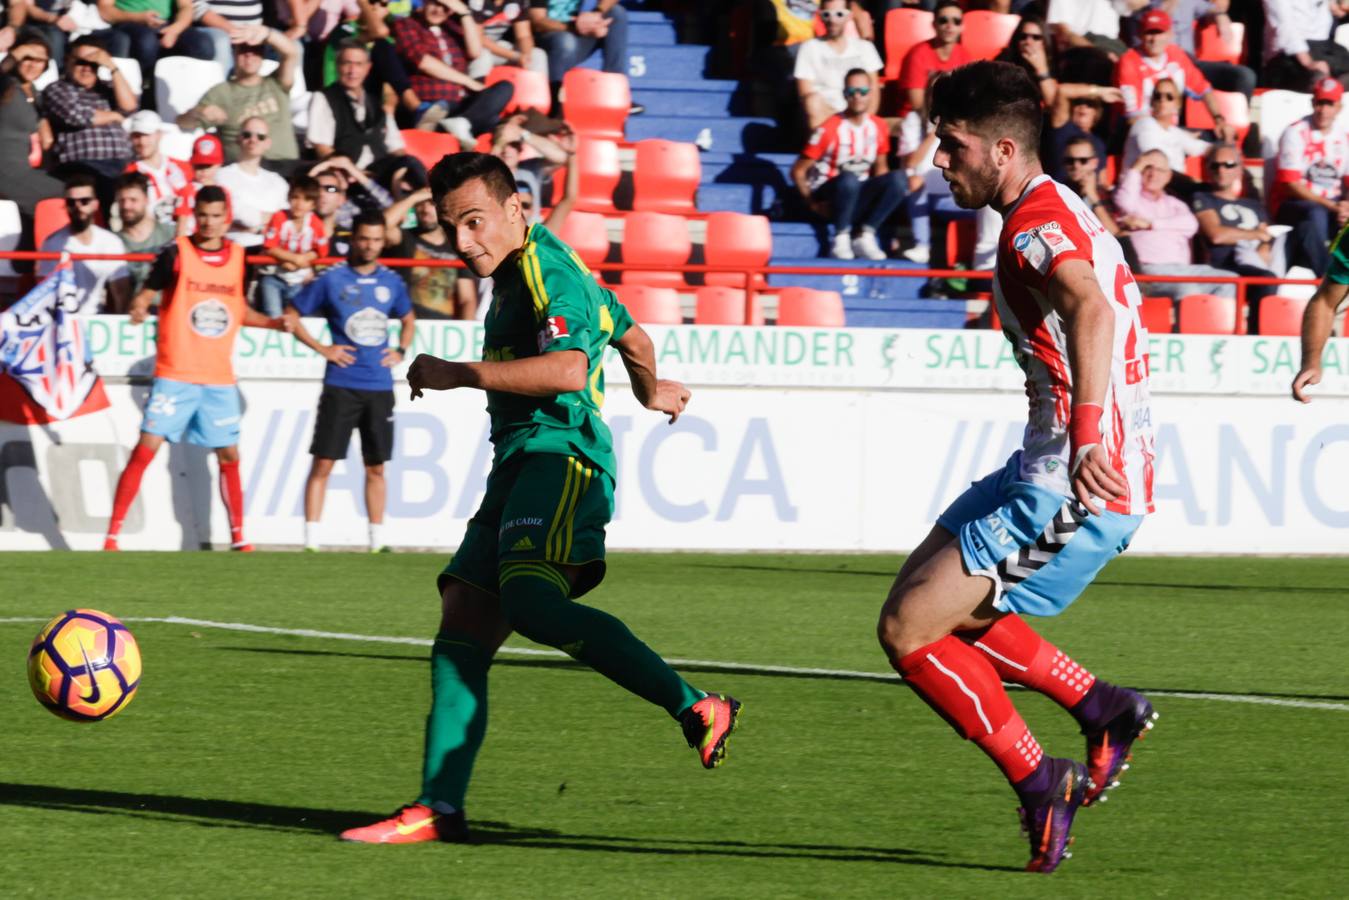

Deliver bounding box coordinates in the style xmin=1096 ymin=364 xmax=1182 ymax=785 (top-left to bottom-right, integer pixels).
xmin=126 ymin=110 xmax=163 ymax=134
xmin=1314 ymin=78 xmax=1345 ymax=102
xmin=191 ymin=134 xmax=225 ymax=166
xmin=1139 ymin=9 xmax=1171 ymax=33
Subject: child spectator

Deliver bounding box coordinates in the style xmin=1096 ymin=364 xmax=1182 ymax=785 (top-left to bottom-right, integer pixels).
xmin=258 ymin=174 xmax=329 ymax=316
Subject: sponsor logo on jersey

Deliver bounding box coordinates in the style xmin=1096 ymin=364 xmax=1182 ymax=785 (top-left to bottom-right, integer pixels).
xmin=537 ymin=316 xmax=569 ymax=352
xmin=189 ymin=298 xmax=231 ymax=337
xmin=500 ymin=517 xmax=544 ymax=534
xmin=344 ymin=307 xmax=390 ymax=346
xmin=375 ymin=285 xmax=391 ymax=303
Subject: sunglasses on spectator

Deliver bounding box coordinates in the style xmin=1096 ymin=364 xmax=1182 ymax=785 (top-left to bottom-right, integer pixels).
xmin=820 ymin=9 xmax=849 ymax=20
xmin=1063 ymin=156 xmax=1095 ymax=165
xmin=936 ymin=16 xmax=962 ymax=25
xmin=236 ymin=43 xmax=266 ymax=54
xmin=16 ymin=54 xmax=49 ymax=65
xmin=1017 ymin=32 xmax=1044 ymax=41
xmin=65 ymin=196 xmax=97 ymax=207
xmin=1151 ymin=92 xmax=1177 ymax=101
xmin=240 ymin=130 xmax=269 ymax=140
xmin=843 ymin=87 xmax=870 ymax=97
xmin=1209 ymin=160 xmax=1240 ymax=169
xmin=71 ymin=59 xmax=99 ymax=70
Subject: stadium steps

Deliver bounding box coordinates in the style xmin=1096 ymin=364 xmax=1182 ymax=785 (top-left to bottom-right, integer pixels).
xmin=624 ymin=115 xmax=782 ymax=155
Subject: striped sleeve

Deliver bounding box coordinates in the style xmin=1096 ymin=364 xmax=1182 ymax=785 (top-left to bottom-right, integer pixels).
xmin=517 ymin=240 xmax=594 ymax=354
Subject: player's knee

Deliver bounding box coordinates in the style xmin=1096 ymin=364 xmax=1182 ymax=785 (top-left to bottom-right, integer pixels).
xmin=365 ymin=464 xmax=385 ymax=481
xmin=216 ymin=445 xmax=240 ymax=464
xmin=877 ymin=591 xmax=935 ymax=660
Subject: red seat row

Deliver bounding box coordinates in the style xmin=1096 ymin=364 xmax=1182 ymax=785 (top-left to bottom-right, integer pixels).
xmin=618 ymin=284 xmax=845 ymax=327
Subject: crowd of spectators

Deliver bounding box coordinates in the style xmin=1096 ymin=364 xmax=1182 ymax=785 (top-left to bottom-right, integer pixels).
xmin=0 ymin=0 xmax=601 ymax=319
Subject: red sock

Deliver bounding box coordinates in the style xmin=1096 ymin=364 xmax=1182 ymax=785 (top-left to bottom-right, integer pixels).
xmin=896 ymin=635 xmax=1043 ymax=784
xmin=218 ymin=460 xmax=245 ymax=544
xmin=107 ymin=444 xmax=156 ymax=538
xmin=964 ymin=614 xmax=1096 ymax=710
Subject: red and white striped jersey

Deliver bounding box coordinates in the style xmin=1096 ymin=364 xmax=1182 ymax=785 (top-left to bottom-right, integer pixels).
xmin=263 ymin=210 xmax=328 ymax=256
xmin=127 ymin=157 xmax=194 ymax=225
xmin=1115 ymin=45 xmax=1210 ymax=119
xmin=801 ymin=114 xmax=891 ymax=190
xmin=994 ymin=175 xmax=1155 ymax=516
xmin=1272 ymin=116 xmax=1349 ymax=215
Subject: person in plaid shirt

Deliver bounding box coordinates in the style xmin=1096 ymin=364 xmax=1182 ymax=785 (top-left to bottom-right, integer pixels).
xmin=392 ymin=0 xmax=513 ymax=142
xmin=41 ymin=35 xmax=137 ymax=207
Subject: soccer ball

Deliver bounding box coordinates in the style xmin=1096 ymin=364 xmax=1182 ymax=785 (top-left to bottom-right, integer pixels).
xmin=28 ymin=609 xmax=142 ymax=722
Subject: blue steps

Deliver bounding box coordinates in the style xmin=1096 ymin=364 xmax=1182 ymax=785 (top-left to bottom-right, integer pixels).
xmin=582 ymin=44 xmax=713 ymax=81
xmin=624 ymin=115 xmax=781 ymax=154
xmin=694 ymin=183 xmax=756 ymax=214
xmin=632 ymin=80 xmax=748 ymax=115
xmin=629 ymin=21 xmax=678 ymax=45
xmin=843 ymin=300 xmax=969 ymax=329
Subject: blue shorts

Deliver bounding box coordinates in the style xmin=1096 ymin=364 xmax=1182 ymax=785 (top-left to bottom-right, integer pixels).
xmin=937 ymin=453 xmax=1143 ymax=618
xmin=141 ymin=378 xmax=242 ymax=448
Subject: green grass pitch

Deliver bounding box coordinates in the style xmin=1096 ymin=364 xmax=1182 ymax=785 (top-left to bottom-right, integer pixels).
xmin=2 ymin=552 xmax=1346 ymax=898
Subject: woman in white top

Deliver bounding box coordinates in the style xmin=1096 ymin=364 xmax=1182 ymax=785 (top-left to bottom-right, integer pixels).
xmin=1122 ymin=77 xmax=1211 ymax=175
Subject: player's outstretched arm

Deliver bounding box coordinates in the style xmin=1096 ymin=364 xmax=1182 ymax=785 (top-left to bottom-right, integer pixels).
xmin=1048 ymin=258 xmax=1129 ymax=515
xmin=283 ymin=306 xmax=355 ymax=366
xmin=242 ymin=307 xmax=292 ymax=332
xmin=127 ymin=287 xmax=155 ymax=324
xmin=612 ymin=323 xmax=690 ymax=423
xmin=1292 ymin=277 xmax=1349 ymax=403
xmin=407 ymin=349 xmax=586 ymax=400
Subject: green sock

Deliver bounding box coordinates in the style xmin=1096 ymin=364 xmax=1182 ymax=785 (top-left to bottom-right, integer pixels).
xmin=499 ymin=562 xmax=702 ymax=718
xmin=417 ymin=631 xmax=489 ymax=811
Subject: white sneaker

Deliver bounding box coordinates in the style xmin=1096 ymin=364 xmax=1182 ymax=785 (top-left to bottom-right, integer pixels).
xmin=902 ymin=244 xmax=930 ymax=264
xmin=441 ymin=116 xmax=476 ymax=147
xmin=830 ymin=233 xmax=855 ymax=259
xmin=852 ymin=229 xmax=887 ymax=260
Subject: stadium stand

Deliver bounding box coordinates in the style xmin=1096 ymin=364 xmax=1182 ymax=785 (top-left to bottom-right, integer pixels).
xmin=775 ymin=286 xmax=845 ymax=327
xmin=1179 ymin=293 xmax=1238 ymax=334
xmin=632 ymin=139 xmax=701 ymax=214
xmin=695 ymin=286 xmax=764 ymax=325
xmin=620 ymin=211 xmax=692 ymax=288
xmin=703 ymin=212 xmax=771 ymax=289
xmin=1141 ymin=296 xmax=1176 ymax=335
xmin=1259 ymin=296 xmax=1310 ymax=336
xmin=556 ymin=211 xmax=612 ymax=270
xmin=615 ymin=284 xmax=683 ymax=324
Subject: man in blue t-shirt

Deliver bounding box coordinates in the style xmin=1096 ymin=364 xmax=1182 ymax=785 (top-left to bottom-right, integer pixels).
xmin=285 ymin=211 xmax=416 ymax=552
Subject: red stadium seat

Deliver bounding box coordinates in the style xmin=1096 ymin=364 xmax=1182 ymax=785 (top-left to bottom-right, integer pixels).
xmin=884 ymin=8 xmax=935 ymax=80
xmin=776 ymin=287 xmax=845 ymax=327
xmin=1179 ymin=293 xmax=1236 ymax=334
xmin=562 ymin=69 xmax=630 ymax=141
xmin=615 ymin=284 xmax=682 ymax=324
xmin=399 ymin=129 xmax=460 ymax=172
xmin=960 ymin=11 xmax=1019 ymax=62
xmin=485 ymin=65 xmax=550 ymax=116
xmin=703 ymin=211 xmax=771 ymax=288
xmin=1258 ymin=295 xmax=1308 ymax=336
xmin=555 ymin=210 xmax=610 ymax=269
xmin=1197 ymin=21 xmax=1245 ymax=66
xmin=474 ymin=133 xmax=494 ymax=153
xmin=621 ymin=211 xmax=691 ymax=287
xmin=632 ymin=140 xmax=701 ymax=214
xmin=1184 ymin=154 xmax=1205 ymax=180
xmin=1184 ymin=90 xmax=1251 ymax=146
xmin=34 ymin=197 xmax=70 ymax=252
xmin=695 ymin=286 xmax=764 ymax=325
xmin=1140 ymin=296 xmax=1174 ymax=334
xmin=945 ymin=218 xmax=975 ymax=267
xmin=572 ymin=137 xmax=621 ymax=213
xmin=1101 ymin=154 xmax=1119 ymax=187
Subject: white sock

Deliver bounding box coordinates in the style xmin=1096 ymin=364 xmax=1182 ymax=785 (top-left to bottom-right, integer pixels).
xmin=369 ymin=522 xmax=385 ymax=550
xmin=304 ymin=521 xmax=320 ymax=550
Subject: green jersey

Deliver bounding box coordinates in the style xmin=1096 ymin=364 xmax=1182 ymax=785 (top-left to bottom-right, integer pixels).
xmin=482 ymin=223 xmax=634 ymax=478
xmin=1329 ymin=223 xmax=1349 ymax=285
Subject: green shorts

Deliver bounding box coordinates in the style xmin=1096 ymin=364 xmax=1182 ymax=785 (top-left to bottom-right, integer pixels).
xmin=440 ymin=452 xmax=613 ymax=599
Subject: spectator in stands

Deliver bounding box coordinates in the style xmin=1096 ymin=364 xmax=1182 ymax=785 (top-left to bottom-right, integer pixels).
xmin=176 ymin=25 xmax=302 ymax=167
xmin=125 ymin=110 xmax=194 ymax=232
xmin=1116 ymin=9 xmax=1236 ymax=143
xmin=1047 ymin=0 xmax=1136 ymax=60
xmin=310 ymin=164 xmax=353 ymax=257
xmin=791 ymin=67 xmax=903 ymax=260
xmin=393 ymin=0 xmax=513 ymax=142
xmin=216 ymin=115 xmax=291 ymax=245
xmin=1135 ymin=1 xmax=1256 ymax=99
xmin=897 ymin=1 xmax=969 ymax=117
xmin=1113 ymin=148 xmax=1236 ymax=300
xmin=513 ymin=110 xmax=575 ymax=201
xmin=1272 ymin=76 xmax=1349 ymax=275
xmin=308 ymin=155 xmax=396 ymax=259
xmin=257 ymin=174 xmax=329 ymax=316
xmin=1045 ymin=91 xmax=1120 ymax=182
xmin=38 ymin=173 xmax=132 ymax=313
xmin=17 ymin=0 xmax=85 ymax=68
xmin=528 ymin=0 xmax=629 ymax=96
xmin=468 ymin=0 xmax=547 ymax=79
xmin=1192 ymin=141 xmax=1285 ymax=328
xmin=191 ymin=0 xmax=266 ymax=74
xmin=490 ymin=118 xmax=542 ymax=207
xmin=794 ymin=0 xmax=882 ymax=129
xmin=1261 ymin=0 xmax=1349 ymax=92
xmin=384 ymin=184 xmax=475 ymax=318
xmin=1060 ymin=136 xmax=1126 ymax=237
xmin=41 ymin=35 xmax=137 ymax=209
xmin=114 ymin=171 xmax=175 ymax=295
xmin=94 ymin=0 xmax=216 ymax=98
xmin=1121 ymin=76 xmax=1210 ymax=180
xmin=308 ymin=39 xmax=428 ymax=192
xmin=0 ymin=32 xmax=64 ymax=230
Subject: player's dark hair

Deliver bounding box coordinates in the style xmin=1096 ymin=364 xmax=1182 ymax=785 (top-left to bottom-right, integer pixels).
xmin=196 ymin=185 xmax=228 ymax=208
xmin=929 ymin=60 xmax=1042 ymax=161
xmin=114 ymin=171 xmax=151 ymax=196
xmin=428 ymin=152 xmax=518 ymax=205
xmin=289 ymin=174 xmax=321 ymax=203
xmin=63 ymin=172 xmax=97 ymax=193
xmin=1063 ymin=136 xmax=1096 ymax=157
xmin=352 ymin=210 xmax=386 ymax=232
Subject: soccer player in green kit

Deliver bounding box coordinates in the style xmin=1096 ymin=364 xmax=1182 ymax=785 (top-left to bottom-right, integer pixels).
xmin=341 ymin=153 xmax=742 ymax=844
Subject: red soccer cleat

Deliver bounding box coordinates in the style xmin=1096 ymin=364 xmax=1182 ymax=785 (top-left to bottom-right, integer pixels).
xmin=230 ymin=541 xmax=255 ymax=552
xmin=102 ymin=537 xmax=120 ymax=552
xmin=339 ymin=804 xmax=468 ymax=844
xmin=680 ymin=693 xmax=742 ymax=769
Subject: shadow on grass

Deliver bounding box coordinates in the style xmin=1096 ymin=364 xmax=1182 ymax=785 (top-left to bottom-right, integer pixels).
xmin=214 ymin=646 xmax=1349 ymax=701
xmin=0 ymin=782 xmax=1019 ymax=871
xmin=688 ymin=562 xmax=898 ymax=578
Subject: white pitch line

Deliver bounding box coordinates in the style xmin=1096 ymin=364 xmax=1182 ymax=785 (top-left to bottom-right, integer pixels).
xmin=5 ymin=615 xmax=1348 ymax=713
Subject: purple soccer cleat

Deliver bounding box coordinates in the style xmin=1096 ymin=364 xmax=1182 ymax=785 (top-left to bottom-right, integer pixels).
xmin=1018 ymin=757 xmax=1091 ymax=874
xmin=1082 ymin=689 xmax=1158 ymax=806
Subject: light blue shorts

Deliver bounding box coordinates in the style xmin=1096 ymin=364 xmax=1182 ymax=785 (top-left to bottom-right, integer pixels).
xmin=936 ymin=453 xmax=1143 ymax=618
xmin=141 ymin=378 xmax=242 ymax=448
